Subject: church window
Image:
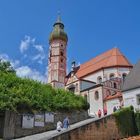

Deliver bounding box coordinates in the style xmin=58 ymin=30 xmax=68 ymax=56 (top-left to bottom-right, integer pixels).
xmin=59 ymin=25 xmax=63 ymax=29
xmin=97 ymin=76 xmax=102 ymax=84
xmin=122 ymin=73 xmax=127 ymax=81
xmin=68 ymin=84 xmax=75 ymax=93
xmin=95 ymin=91 xmax=99 ymax=100
xmin=110 ymin=73 xmax=115 ymax=79
xmin=113 ymin=82 xmax=117 ymax=88
xmin=61 ymin=58 xmax=63 ymax=63
xmin=60 ymin=51 xmax=64 ymax=56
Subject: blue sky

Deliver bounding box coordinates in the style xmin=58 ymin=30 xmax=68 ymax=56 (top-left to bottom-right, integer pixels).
xmin=0 ymin=0 xmax=140 ymax=82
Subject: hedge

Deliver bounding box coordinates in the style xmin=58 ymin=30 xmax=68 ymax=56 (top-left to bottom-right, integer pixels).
xmin=114 ymin=106 xmax=138 ymax=137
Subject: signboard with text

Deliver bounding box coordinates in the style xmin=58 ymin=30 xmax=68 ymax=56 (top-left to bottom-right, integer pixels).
xmin=34 ymin=114 xmax=45 ymax=127
xmin=22 ymin=114 xmax=34 ymax=129
xmin=45 ymin=112 xmax=54 ymax=123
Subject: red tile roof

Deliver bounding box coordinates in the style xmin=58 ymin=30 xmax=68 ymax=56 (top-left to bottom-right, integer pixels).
xmin=104 ymin=92 xmax=122 ymax=101
xmin=76 ymin=48 xmax=132 ymax=78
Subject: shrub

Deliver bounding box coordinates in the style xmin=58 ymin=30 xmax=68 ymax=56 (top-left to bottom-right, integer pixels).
xmin=135 ymin=111 xmax=140 ymax=134
xmin=114 ymin=106 xmax=138 ymax=137
xmin=0 ymin=72 xmax=89 ymax=112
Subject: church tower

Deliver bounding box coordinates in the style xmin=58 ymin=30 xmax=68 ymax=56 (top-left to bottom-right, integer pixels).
xmin=48 ymin=15 xmax=68 ymax=88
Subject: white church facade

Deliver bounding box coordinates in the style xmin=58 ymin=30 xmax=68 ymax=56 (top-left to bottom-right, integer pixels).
xmin=48 ymin=16 xmax=133 ymax=116
xmin=65 ymin=48 xmax=132 ymax=116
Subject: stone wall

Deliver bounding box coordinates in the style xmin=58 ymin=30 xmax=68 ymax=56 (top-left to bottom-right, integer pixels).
xmin=2 ymin=110 xmax=88 ymax=139
xmin=0 ymin=112 xmax=4 ymax=138
xmin=50 ymin=115 xmax=123 ymax=140
xmin=3 ymin=111 xmax=16 ymax=139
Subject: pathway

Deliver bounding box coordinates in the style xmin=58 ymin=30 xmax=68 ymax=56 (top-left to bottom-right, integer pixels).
xmin=14 ymin=117 xmax=99 ymax=140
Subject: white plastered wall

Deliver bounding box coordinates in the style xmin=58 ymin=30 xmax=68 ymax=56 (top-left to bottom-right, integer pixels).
xmin=105 ymin=98 xmax=120 ymax=115
xmin=83 ymin=70 xmax=104 ymax=83
xmin=118 ymin=67 xmax=131 ymax=76
xmin=123 ymin=88 xmax=140 ymax=111
xmin=82 ymin=67 xmax=130 ymax=83
xmin=104 ymin=68 xmax=118 ymax=80
xmin=87 ymin=86 xmax=103 ymax=116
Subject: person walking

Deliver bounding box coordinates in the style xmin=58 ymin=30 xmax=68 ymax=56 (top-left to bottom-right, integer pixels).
xmin=63 ymin=116 xmax=70 ymax=129
xmin=56 ymin=121 xmax=63 ymax=132
xmin=103 ymin=107 xmax=107 ymax=116
xmin=98 ymin=109 xmax=102 ymax=118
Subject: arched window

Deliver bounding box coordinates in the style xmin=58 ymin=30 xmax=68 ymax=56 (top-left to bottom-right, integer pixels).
xmin=110 ymin=73 xmax=115 ymax=79
xmin=95 ymin=91 xmax=99 ymax=100
xmin=114 ymin=82 xmax=117 ymax=89
xmin=68 ymin=84 xmax=75 ymax=93
xmin=97 ymin=76 xmax=102 ymax=84
xmin=122 ymin=73 xmax=127 ymax=81
xmin=61 ymin=58 xmax=63 ymax=63
xmin=60 ymin=51 xmax=63 ymax=56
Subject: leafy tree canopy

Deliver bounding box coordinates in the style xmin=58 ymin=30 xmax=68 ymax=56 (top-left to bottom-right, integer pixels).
xmin=0 ymin=59 xmax=15 ymax=74
xmin=0 ymin=71 xmax=89 ymax=112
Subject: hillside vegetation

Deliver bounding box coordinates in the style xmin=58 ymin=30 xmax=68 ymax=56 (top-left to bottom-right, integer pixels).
xmin=0 ymin=71 xmax=89 ymax=112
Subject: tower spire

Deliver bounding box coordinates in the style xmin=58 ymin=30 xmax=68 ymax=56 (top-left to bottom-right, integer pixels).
xmin=56 ymin=11 xmax=61 ymax=23
xmin=50 ymin=13 xmax=68 ymax=43
xmin=48 ymin=15 xmax=68 ymax=88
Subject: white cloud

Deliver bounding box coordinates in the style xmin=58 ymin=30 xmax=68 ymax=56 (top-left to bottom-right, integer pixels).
xmin=16 ymin=66 xmax=47 ymax=83
xmin=34 ymin=45 xmax=44 ymax=53
xmin=0 ymin=35 xmax=48 ymax=83
xmin=11 ymin=60 xmax=20 ymax=68
xmin=19 ymin=36 xmax=46 ymax=64
xmin=0 ymin=53 xmax=20 ymax=68
xmin=32 ymin=53 xmax=45 ymax=64
xmin=32 ymin=54 xmax=42 ymax=61
xmin=0 ymin=51 xmax=47 ymax=83
xmin=19 ymin=35 xmax=35 ymax=53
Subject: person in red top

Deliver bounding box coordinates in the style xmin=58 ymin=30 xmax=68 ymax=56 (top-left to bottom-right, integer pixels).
xmin=103 ymin=107 xmax=107 ymax=116
xmin=98 ymin=109 xmax=102 ymax=118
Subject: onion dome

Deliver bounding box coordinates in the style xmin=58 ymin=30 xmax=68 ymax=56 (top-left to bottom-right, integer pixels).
xmin=49 ymin=15 xmax=68 ymax=43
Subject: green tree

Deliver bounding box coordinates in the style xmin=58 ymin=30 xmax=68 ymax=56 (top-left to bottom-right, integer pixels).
xmin=0 ymin=71 xmax=89 ymax=112
xmin=0 ymin=59 xmax=15 ymax=74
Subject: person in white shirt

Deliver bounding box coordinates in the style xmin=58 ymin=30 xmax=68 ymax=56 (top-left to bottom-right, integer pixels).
xmin=56 ymin=121 xmax=63 ymax=132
